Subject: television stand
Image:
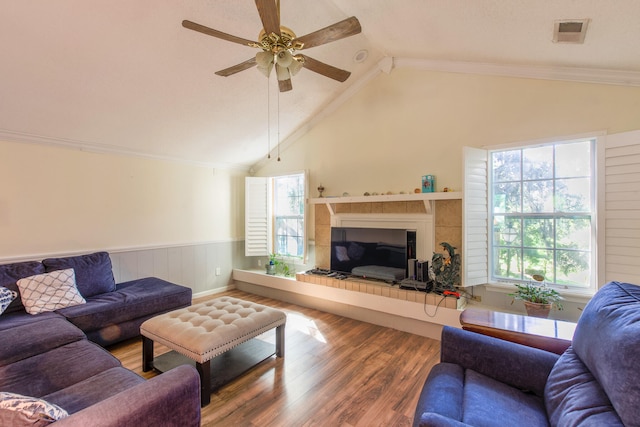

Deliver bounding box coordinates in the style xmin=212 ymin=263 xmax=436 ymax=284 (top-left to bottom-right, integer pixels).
xmin=351 ymin=265 xmax=406 ymax=282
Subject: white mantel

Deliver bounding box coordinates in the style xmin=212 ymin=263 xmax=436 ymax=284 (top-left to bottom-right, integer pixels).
xmin=309 ymin=191 xmax=462 ymax=215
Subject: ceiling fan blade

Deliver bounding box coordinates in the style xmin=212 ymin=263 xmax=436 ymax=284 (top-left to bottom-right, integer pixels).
xmin=182 ymin=20 xmax=257 ymax=47
xmin=294 ymin=17 xmax=361 ymax=50
xmin=215 ymin=57 xmax=258 ymax=77
xmin=279 ymin=79 xmax=293 ymax=92
xmin=299 ymin=55 xmax=351 ymax=82
xmin=255 ymin=0 xmax=280 ymax=36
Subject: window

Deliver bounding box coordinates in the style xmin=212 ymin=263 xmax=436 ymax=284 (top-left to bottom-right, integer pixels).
xmin=245 ymin=172 xmax=307 ymax=260
xmin=273 ymin=173 xmax=305 ymax=258
xmin=464 ymin=130 xmax=640 ymax=292
xmin=490 ymin=140 xmax=595 ymax=288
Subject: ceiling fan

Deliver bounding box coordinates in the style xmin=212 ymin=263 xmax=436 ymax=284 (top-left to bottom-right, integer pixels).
xmin=182 ymin=0 xmax=362 ymax=92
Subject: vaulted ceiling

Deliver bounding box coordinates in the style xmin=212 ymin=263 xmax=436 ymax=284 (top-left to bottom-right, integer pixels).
xmin=2 ymin=1 xmax=639 ymax=170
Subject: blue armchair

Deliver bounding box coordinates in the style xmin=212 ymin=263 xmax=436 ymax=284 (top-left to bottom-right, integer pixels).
xmin=413 ymin=281 xmax=640 ymax=426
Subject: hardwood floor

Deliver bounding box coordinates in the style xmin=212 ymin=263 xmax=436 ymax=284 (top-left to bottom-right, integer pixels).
xmin=108 ymin=289 xmax=441 ymax=427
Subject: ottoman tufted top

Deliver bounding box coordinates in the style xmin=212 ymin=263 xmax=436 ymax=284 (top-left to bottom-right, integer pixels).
xmin=140 ymin=296 xmax=286 ymax=363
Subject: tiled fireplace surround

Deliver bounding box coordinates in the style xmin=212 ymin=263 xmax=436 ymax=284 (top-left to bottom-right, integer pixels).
xmin=299 ymin=198 xmax=464 ymax=310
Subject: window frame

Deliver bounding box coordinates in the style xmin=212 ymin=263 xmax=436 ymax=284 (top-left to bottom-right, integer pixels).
xmin=244 ymin=171 xmax=308 ymax=263
xmin=488 ymin=138 xmax=597 ymax=290
xmin=462 ymin=132 xmax=605 ymax=296
xmin=272 ymin=171 xmax=307 ymax=261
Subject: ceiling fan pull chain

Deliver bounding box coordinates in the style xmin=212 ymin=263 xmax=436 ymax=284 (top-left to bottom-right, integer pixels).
xmin=267 ymin=77 xmax=271 ymax=159
xmin=277 ymin=87 xmax=281 ymax=161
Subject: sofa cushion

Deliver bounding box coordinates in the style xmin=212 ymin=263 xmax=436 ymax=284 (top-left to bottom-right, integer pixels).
xmin=0 ymin=310 xmax=61 ymax=332
xmin=415 ymin=363 xmax=464 ymax=423
xmin=414 ymin=363 xmax=548 ymax=427
xmin=42 ymin=252 xmax=116 ymax=298
xmin=0 ymin=339 xmax=121 ymax=397
xmin=0 ymin=392 xmax=68 ymax=426
xmin=43 ymin=367 xmax=144 ymax=414
xmin=0 ymin=315 xmax=85 ymax=366
xmin=17 ymin=269 xmax=86 ymax=315
xmin=0 ymin=287 xmax=17 ymax=315
xmin=0 ymin=260 xmax=45 ymax=314
xmin=462 ymin=369 xmax=548 ymax=427
xmin=56 ymin=277 xmax=191 ymax=333
xmin=545 ymin=348 xmax=622 ymax=426
xmin=571 ymin=281 xmax=640 ymax=427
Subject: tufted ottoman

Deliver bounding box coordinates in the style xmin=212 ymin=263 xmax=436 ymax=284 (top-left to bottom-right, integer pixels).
xmin=140 ymin=296 xmax=286 ymax=406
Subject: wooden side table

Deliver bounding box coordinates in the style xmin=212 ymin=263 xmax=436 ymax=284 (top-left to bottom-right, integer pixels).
xmin=459 ymin=308 xmax=576 ymax=355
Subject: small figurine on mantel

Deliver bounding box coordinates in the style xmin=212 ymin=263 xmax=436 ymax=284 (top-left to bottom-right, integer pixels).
xmin=317 ymin=184 xmax=325 ymax=198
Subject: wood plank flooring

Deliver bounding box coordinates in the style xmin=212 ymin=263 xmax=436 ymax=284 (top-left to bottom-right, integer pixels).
xmin=108 ymin=290 xmax=440 ymax=427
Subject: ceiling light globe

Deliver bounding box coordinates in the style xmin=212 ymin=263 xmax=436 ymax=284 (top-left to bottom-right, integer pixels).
xmin=276 ymin=50 xmax=293 ymax=68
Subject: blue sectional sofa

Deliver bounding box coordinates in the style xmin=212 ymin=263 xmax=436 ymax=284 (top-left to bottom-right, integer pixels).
xmin=1 ymin=251 xmax=193 ymax=346
xmin=0 ymin=252 xmax=201 ymax=426
xmin=413 ymin=281 xmax=640 ymax=426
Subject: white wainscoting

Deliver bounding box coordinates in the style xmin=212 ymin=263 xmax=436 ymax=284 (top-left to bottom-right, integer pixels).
xmin=1 ymin=240 xmax=247 ymax=299
xmin=110 ymin=241 xmax=246 ymax=297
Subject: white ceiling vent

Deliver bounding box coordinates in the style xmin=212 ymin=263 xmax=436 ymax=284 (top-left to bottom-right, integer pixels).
xmin=553 ymin=19 xmax=590 ymax=44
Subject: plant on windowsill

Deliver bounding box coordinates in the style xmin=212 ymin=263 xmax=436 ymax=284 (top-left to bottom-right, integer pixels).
xmin=265 ymin=254 xmax=294 ymax=277
xmin=265 ymin=254 xmax=277 ymax=275
xmin=509 ymin=275 xmax=564 ymax=318
xmin=276 ymin=260 xmax=293 ymax=277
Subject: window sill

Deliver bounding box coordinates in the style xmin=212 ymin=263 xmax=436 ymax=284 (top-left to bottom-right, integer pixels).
xmin=484 ymin=282 xmax=595 ymax=304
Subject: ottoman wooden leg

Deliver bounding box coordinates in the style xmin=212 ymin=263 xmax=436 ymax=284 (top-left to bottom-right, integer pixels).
xmin=142 ymin=337 xmax=154 ymax=372
xmin=276 ymin=324 xmax=285 ymax=357
xmin=196 ymin=360 xmax=211 ymax=407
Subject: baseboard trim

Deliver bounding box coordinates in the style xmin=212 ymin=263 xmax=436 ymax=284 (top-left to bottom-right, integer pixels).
xmin=193 ymin=284 xmax=236 ymax=301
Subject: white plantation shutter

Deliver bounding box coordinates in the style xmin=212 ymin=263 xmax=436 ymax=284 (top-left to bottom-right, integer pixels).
xmin=463 ymin=146 xmax=489 ymax=286
xmin=603 ymin=130 xmax=640 ymax=284
xmin=245 ymin=177 xmax=272 ymax=256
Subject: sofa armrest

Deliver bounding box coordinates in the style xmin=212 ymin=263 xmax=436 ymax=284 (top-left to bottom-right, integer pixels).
xmin=416 ymin=413 xmax=472 ymax=427
xmin=440 ymin=326 xmax=559 ymax=396
xmin=54 ymin=365 xmax=200 ymax=427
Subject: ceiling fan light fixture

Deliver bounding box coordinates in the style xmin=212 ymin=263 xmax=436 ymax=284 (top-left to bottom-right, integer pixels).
xmin=183 ymin=3 xmax=362 ymax=92
xmin=276 ymin=50 xmax=294 ymax=67
xmin=275 ymin=63 xmax=290 ymax=81
xmin=256 ymin=51 xmax=274 ymax=76
xmin=288 ymin=57 xmax=303 ymax=76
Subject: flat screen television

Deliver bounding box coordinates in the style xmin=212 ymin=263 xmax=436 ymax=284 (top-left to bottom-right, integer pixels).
xmin=330 ymin=227 xmax=416 ymax=282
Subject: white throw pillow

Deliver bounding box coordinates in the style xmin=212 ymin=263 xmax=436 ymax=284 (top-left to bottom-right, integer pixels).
xmin=17 ymin=268 xmax=86 ymax=315
xmin=0 ymin=391 xmax=68 ymax=426
xmin=0 ymin=286 xmax=18 ymax=315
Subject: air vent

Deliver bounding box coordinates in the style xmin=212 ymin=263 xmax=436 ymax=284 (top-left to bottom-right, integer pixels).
xmin=553 ymin=19 xmax=590 ymax=43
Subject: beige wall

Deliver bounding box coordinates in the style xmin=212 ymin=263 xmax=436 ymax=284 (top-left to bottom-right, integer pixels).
xmin=0 ymin=140 xmax=246 ymax=259
xmin=4 ymin=67 xmax=640 ymax=266
xmin=258 ymin=68 xmax=640 ymax=198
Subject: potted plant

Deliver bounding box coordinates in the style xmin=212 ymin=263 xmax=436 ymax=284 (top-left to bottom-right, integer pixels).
xmin=509 ymin=277 xmax=563 ymax=318
xmin=265 ymin=254 xmax=277 ymax=275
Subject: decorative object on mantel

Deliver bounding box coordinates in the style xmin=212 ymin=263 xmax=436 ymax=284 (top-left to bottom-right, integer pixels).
xmin=430 ymin=242 xmax=461 ymax=292
xmin=414 ymin=188 xmax=421 ymax=193
xmin=421 ymin=175 xmax=436 ymax=193
xmin=363 ymin=192 xmax=370 ymax=196
xmin=509 ymin=275 xmax=564 ymax=318
xmin=342 ymin=192 xmax=350 ymax=196
xmin=317 ymin=184 xmax=325 ymax=198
